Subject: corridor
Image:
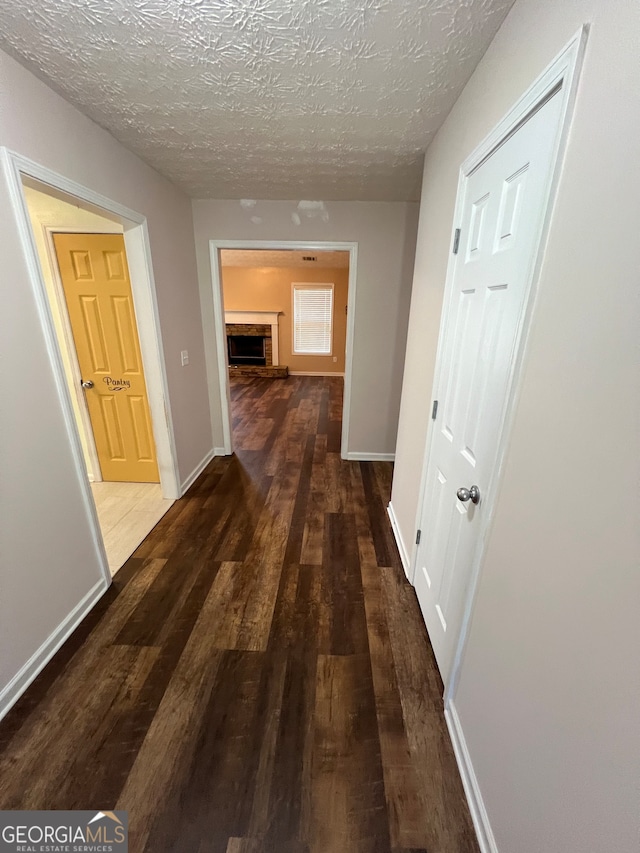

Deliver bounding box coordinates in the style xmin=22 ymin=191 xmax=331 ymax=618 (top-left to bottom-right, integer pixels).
xmin=0 ymin=376 xmax=476 ymax=852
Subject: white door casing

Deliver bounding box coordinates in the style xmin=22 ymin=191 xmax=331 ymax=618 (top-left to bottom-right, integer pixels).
xmin=1 ymin=151 xmax=182 ymax=570
xmin=209 ymin=240 xmax=358 ymax=457
xmin=414 ymin=90 xmax=565 ymax=685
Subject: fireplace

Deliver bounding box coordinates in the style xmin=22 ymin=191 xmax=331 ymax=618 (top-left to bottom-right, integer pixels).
xmin=227 ymin=334 xmax=266 ymax=366
xmin=225 ymin=322 xmax=273 ymax=366
xmin=224 ymin=311 xmax=287 ymax=377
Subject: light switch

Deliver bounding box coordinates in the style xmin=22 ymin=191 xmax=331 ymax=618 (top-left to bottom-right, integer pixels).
xmin=181 ymin=350 xmax=189 ymax=366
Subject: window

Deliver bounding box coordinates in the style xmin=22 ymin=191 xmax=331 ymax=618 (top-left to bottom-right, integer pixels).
xmin=292 ymin=284 xmax=334 ymax=355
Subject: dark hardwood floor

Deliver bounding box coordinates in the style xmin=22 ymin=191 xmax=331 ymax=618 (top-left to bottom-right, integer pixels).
xmin=0 ymin=376 xmax=478 ymax=853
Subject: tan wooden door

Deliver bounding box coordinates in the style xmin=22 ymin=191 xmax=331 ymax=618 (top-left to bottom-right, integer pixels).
xmin=53 ymin=232 xmax=159 ymax=483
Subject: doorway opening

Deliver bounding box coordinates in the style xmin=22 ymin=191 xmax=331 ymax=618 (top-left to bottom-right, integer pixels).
xmin=209 ymin=241 xmax=357 ymax=456
xmin=10 ymin=164 xmax=180 ymax=578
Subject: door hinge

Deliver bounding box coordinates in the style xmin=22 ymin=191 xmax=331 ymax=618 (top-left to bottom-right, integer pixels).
xmin=452 ymin=228 xmax=461 ymax=254
xmin=416 ymin=529 xmax=421 ymax=545
xmin=432 ymin=400 xmax=438 ymax=420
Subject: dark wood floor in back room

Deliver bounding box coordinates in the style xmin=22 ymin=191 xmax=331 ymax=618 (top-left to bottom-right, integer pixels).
xmin=0 ymin=376 xmax=478 ymax=853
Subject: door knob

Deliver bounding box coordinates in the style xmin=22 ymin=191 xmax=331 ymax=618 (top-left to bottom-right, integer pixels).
xmin=457 ymin=485 xmax=480 ymax=505
xmin=81 ymin=379 xmax=94 ymax=389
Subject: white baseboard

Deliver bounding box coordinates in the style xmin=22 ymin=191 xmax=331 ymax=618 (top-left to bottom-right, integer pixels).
xmin=180 ymin=448 xmax=216 ymax=494
xmin=345 ymin=451 xmax=395 ymax=462
xmin=213 ymin=446 xmax=228 ymax=456
xmin=0 ymin=578 xmax=107 ymax=722
xmin=288 ymin=371 xmax=345 ymax=377
xmin=445 ymin=701 xmax=498 ymax=853
xmin=387 ymin=501 xmax=411 ymax=579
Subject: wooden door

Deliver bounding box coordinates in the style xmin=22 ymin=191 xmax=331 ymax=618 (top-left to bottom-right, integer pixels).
xmin=53 ymin=232 xmax=159 ymax=483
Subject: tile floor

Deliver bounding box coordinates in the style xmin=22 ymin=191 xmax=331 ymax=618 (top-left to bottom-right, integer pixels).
xmin=90 ymin=481 xmax=174 ymax=575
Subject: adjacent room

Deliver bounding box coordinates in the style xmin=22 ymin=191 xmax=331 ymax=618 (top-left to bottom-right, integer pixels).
xmin=221 ymin=249 xmax=349 ymax=381
xmin=21 ymin=179 xmax=174 ymax=575
xmin=219 ymin=248 xmax=350 ymax=455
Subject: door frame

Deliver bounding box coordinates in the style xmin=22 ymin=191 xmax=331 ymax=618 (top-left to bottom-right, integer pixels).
xmin=1 ymin=150 xmax=182 ymax=583
xmin=209 ymin=239 xmax=358 ymax=456
xmin=408 ymin=27 xmax=588 ymax=706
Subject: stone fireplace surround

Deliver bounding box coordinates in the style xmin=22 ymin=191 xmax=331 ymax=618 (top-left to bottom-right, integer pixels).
xmin=224 ymin=310 xmax=288 ymax=377
xmin=226 ymin=323 xmax=272 ymax=365
xmin=224 ymin=311 xmax=280 ymax=364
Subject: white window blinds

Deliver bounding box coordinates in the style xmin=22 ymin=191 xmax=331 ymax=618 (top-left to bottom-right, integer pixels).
xmin=292 ymin=284 xmax=334 ymax=355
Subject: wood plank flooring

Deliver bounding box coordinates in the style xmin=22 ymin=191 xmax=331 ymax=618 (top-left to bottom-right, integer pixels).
xmin=0 ymin=376 xmax=478 ymax=853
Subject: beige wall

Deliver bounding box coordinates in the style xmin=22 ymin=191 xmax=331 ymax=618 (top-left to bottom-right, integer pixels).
xmin=391 ymin=1 xmax=640 ymax=850
xmin=222 ymin=265 xmax=348 ymax=374
xmin=192 ymin=200 xmax=419 ymax=457
xmin=0 ymin=50 xmax=211 ymax=716
xmin=23 ymin=184 xmax=124 ymax=481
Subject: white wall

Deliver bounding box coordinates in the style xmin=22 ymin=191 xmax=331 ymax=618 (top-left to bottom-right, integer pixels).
xmin=0 ymin=50 xmax=211 ymax=714
xmin=192 ymin=200 xmax=418 ymax=456
xmin=391 ymin=1 xmax=640 ymax=850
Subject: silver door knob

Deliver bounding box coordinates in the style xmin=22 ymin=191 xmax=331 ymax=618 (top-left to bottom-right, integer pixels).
xmin=81 ymin=379 xmax=94 ymax=389
xmin=457 ymin=485 xmax=480 ymax=505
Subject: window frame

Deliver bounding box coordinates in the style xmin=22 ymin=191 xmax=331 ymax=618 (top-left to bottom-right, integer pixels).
xmin=291 ymin=282 xmax=335 ymax=357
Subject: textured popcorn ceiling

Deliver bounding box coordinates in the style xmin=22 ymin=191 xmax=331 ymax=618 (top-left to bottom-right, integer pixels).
xmin=221 ymin=249 xmax=349 ymax=268
xmin=0 ymin=0 xmax=514 ymax=201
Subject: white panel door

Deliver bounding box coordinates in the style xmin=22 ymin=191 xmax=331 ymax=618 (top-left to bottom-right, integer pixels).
xmin=414 ymin=91 xmax=564 ymax=684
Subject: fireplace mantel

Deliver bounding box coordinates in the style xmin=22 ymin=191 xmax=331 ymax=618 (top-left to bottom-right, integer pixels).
xmin=224 ymin=311 xmax=281 ymax=366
